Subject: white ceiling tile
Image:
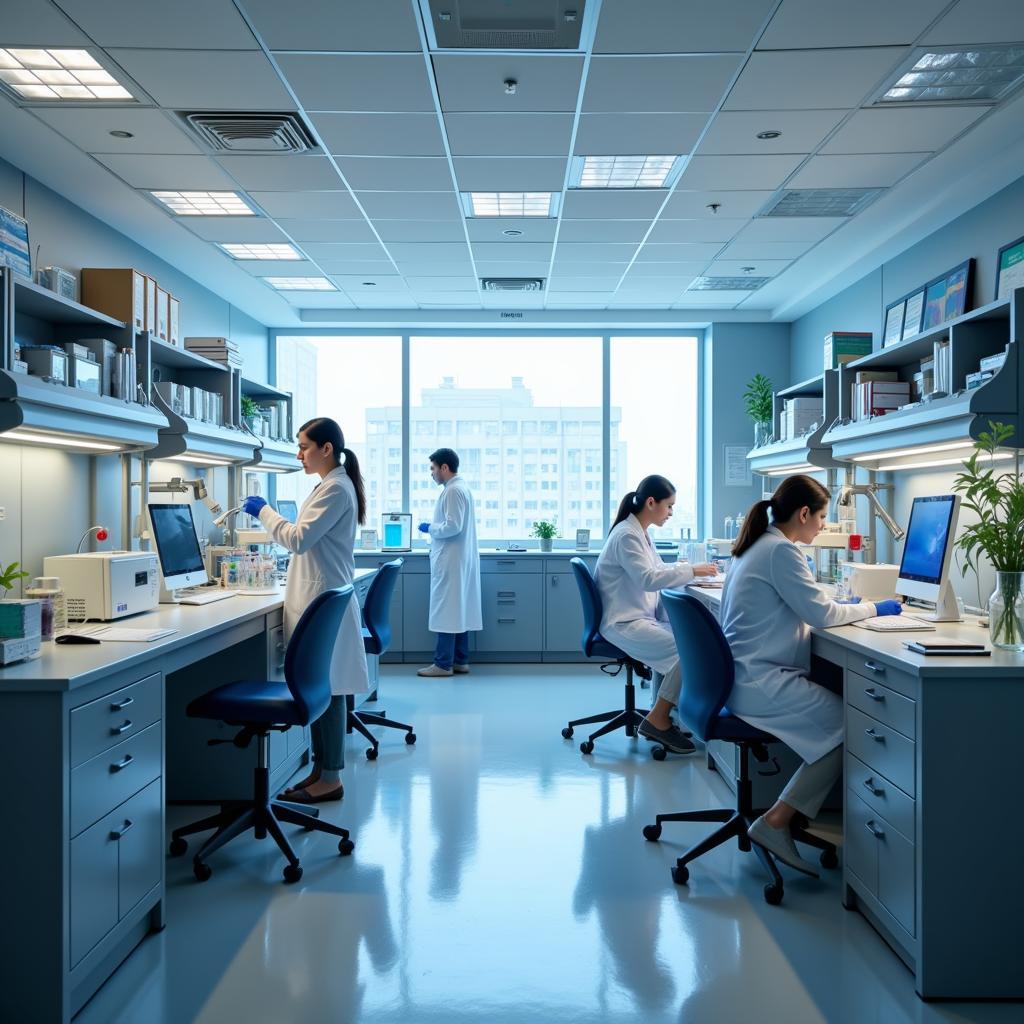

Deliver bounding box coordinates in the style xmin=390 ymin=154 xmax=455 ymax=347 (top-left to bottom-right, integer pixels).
xmin=374 ymin=221 xmax=469 ymax=242
xmin=676 ymin=154 xmax=806 ymax=191
xmin=718 ymin=240 xmax=814 ymax=260
xmin=233 ymin=259 xmax=320 ymax=277
xmin=674 ymin=293 xmax=748 ymax=307
xmin=276 ymin=54 xmax=433 ymax=112
xmin=0 ymin=0 xmax=90 ymax=45
xmin=573 ymin=113 xmax=708 ymax=156
xmin=617 ymin=273 xmax=691 ymax=290
xmin=357 ymin=191 xmax=464 ymax=220
xmin=708 ymin=259 xmax=791 ymax=276
xmin=217 ymin=155 xmax=343 ymax=191
xmin=351 ymin=294 xmax=419 ymax=308
xmin=594 ymin=0 xmax=778 ymax=53
xmin=284 ymin=291 xmax=354 ymax=308
xmin=550 ymin=262 xmax=629 ymax=277
xmin=312 ymin=114 xmax=446 ymax=157
xmin=647 ymin=219 xmax=748 ymax=243
xmin=635 ymin=243 xmax=723 ymax=262
xmin=622 ymin=261 xmax=709 ymax=278
xmin=404 ymin=277 xmax=477 ymax=290
xmin=465 ymin=219 xmax=558 ymax=243
xmin=470 ymin=243 xmax=553 ymax=261
xmin=924 ymin=0 xmax=1024 ymax=44
xmin=336 ymin=157 xmax=453 ymax=191
xmin=247 ymin=0 xmax=421 ymax=50
xmin=724 ymin=48 xmax=904 ymax=110
xmin=606 ymin=300 xmax=676 ymax=308
xmin=444 ymin=113 xmax=573 ymax=157
xmin=821 ymin=106 xmax=988 ymax=155
xmin=273 ymin=219 xmax=380 ymax=243
xmin=735 ymin=217 xmax=845 ymax=241
xmin=107 ymin=50 xmax=293 ymax=109
xmin=300 ymin=242 xmax=391 ymax=260
xmin=698 ymin=110 xmax=847 ymax=155
xmin=481 ymin=293 xmax=545 ymax=307
xmin=412 ymin=293 xmax=481 ymax=304
xmin=547 ymin=277 xmax=623 ymax=292
xmin=31 ymin=108 xmax=201 ymax=156
xmin=583 ymin=56 xmax=742 ymax=113
xmin=554 ymin=242 xmax=640 ymax=262
xmin=249 ymin=191 xmax=361 ymax=219
xmin=433 ymin=55 xmax=584 ymax=113
xmin=388 ymin=242 xmax=472 ymax=262
xmin=475 ymin=262 xmax=551 ymax=278
xmin=561 ymin=190 xmax=668 ymax=219
xmin=95 ymin=154 xmax=236 ymax=190
xmin=787 ymin=152 xmax=925 ymax=188
xmin=661 ymin=190 xmax=774 ymax=219
xmin=184 ymin=218 xmax=289 ymax=243
xmin=318 ymin=261 xmax=396 ymax=276
xmin=57 ymin=0 xmax=258 ymax=48
xmin=394 ymin=261 xmax=475 ymax=277
xmin=546 ymin=300 xmax=609 ymax=308
xmin=557 ymin=221 xmax=652 ymax=243
xmin=759 ymin=0 xmax=952 ymax=49
xmin=454 ymin=157 xmax=567 ymax=192
xmin=332 ymin=275 xmax=407 ymax=291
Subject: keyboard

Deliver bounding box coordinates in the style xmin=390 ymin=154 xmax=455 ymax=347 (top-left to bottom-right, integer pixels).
xmin=853 ymin=615 xmax=935 ymax=632
xmin=177 ymin=589 xmax=237 ymax=606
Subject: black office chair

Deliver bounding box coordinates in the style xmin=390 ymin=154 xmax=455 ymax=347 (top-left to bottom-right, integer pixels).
xmin=642 ymin=592 xmax=837 ymax=905
xmin=169 ymin=587 xmax=356 ymax=884
xmin=561 ymin=557 xmax=663 ymax=758
xmin=346 ymin=559 xmax=416 ymax=760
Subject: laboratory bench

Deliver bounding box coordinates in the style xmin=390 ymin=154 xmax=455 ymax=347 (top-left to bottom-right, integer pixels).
xmin=685 ymin=582 xmax=1024 ymax=1001
xmin=0 ymin=569 xmax=376 ymax=1024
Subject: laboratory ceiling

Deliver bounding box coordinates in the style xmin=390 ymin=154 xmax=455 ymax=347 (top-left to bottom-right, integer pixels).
xmin=1 ymin=0 xmax=1023 ymax=327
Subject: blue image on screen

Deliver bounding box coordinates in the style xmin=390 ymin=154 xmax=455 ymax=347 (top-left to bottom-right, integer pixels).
xmin=900 ymin=497 xmax=954 ymax=583
xmin=384 ymin=522 xmax=403 ymax=546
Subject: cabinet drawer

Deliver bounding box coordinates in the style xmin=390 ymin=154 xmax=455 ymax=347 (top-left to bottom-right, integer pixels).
xmin=481 ymin=557 xmax=541 ymax=574
xmin=847 ymin=707 xmax=915 ymax=798
xmin=846 ymin=752 xmax=914 ymax=841
xmin=847 ymin=672 xmax=916 ymax=740
xmin=848 ymin=654 xmax=916 ymax=699
xmin=478 ymin=575 xmax=542 ymax=651
xmin=116 ymin=780 xmax=163 ymax=920
xmin=71 ymin=723 xmax=162 ymax=837
xmin=544 ymin=557 xmax=595 ymax=574
xmin=70 ymin=673 xmax=161 ymax=768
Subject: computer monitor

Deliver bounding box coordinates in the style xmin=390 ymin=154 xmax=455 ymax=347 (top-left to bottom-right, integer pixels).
xmin=148 ymin=503 xmax=209 ymax=592
xmin=896 ymin=494 xmax=961 ymax=621
xmin=277 ymin=499 xmax=298 ymax=523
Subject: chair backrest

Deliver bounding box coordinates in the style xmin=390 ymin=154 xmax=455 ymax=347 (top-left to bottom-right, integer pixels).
xmin=361 ymin=558 xmax=403 ymax=655
xmin=570 ymin=557 xmax=604 ymax=657
xmin=661 ymin=591 xmax=735 ymax=743
xmin=284 ymin=586 xmax=354 ymax=724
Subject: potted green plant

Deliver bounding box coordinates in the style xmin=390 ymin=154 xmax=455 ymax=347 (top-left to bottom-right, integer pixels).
xmin=743 ymin=373 xmax=774 ymax=447
xmin=953 ymin=421 xmax=1024 ymax=650
xmin=532 ymin=520 xmax=558 ymax=553
xmin=0 ymin=561 xmax=29 ymax=597
xmin=240 ymin=396 xmax=260 ymax=432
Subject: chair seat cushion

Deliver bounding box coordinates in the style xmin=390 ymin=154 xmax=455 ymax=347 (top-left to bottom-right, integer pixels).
xmin=706 ymin=710 xmax=777 ymax=745
xmin=587 ymin=634 xmax=648 ymax=676
xmin=186 ymin=679 xmax=307 ymax=727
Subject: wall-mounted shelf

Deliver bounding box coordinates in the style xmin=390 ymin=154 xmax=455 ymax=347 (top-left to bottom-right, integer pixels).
xmin=239 ymin=373 xmax=296 ymax=471
xmin=148 ymin=336 xmax=226 ymax=374
xmin=147 ymin=389 xmax=259 ymax=464
xmin=14 ymin=277 xmax=125 ymax=328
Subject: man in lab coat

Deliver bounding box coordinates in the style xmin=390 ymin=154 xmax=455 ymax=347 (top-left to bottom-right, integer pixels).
xmin=417 ymin=448 xmax=482 ymax=677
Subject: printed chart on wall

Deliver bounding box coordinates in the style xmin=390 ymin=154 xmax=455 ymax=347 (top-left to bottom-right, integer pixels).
xmin=996 ymin=236 xmax=1024 ymax=300
xmin=0 ymin=205 xmax=30 ymax=278
xmin=724 ymin=445 xmax=752 ymax=487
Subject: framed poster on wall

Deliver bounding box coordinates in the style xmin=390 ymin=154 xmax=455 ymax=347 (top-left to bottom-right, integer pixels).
xmin=0 ymin=204 xmax=31 ymax=279
xmin=922 ymin=258 xmax=973 ymax=331
xmin=901 ymin=289 xmax=925 ymax=340
xmin=883 ymin=299 xmax=905 ymax=347
xmin=995 ymin=235 xmax=1024 ymax=300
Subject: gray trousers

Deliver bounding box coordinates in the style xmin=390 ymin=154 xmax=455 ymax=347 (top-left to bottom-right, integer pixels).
xmin=310 ymin=694 xmax=346 ymax=772
xmin=651 ymin=664 xmax=681 ymax=706
xmin=778 ymin=744 xmax=843 ymax=819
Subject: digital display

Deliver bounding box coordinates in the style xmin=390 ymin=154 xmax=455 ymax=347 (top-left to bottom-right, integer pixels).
xmin=149 ymin=504 xmax=205 ymax=579
xmin=384 ymin=522 xmax=404 ymax=546
xmin=899 ymin=496 xmax=956 ymax=585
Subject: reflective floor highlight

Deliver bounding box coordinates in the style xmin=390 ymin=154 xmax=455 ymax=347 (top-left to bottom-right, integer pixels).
xmin=77 ymin=666 xmax=1011 ymax=1023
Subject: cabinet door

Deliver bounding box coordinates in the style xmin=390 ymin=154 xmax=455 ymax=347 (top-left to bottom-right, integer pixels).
xmin=477 ymin=574 xmax=542 ymax=652
xmin=845 ymin=789 xmax=878 ymax=895
xmin=544 ymin=571 xmax=584 ymax=652
xmin=877 ymin=818 xmax=916 ymax=936
xmin=70 ymin=812 xmax=120 ymax=967
xmin=402 ymin=573 xmax=435 ymax=652
xmin=117 ymin=780 xmax=163 ymax=919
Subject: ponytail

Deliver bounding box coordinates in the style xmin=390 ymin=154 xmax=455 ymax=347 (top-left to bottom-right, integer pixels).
xmin=341 ymin=448 xmax=367 ymax=526
xmin=732 ymin=474 xmax=830 ymax=558
xmin=732 ymin=500 xmax=772 ymax=558
xmin=298 ymin=416 xmax=366 ymax=525
xmin=611 ymin=474 xmax=676 ymax=530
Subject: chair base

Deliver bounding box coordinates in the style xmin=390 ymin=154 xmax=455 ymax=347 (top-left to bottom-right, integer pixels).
xmin=562 ymin=663 xmax=660 ymax=757
xmin=346 ymin=695 xmax=417 ymax=761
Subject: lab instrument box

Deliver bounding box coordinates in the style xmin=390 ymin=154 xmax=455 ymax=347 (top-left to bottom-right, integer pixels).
xmin=824 ymin=331 xmax=873 ymax=371
xmin=42 ymin=552 xmax=160 ymax=621
xmin=839 ymin=561 xmax=900 ymax=601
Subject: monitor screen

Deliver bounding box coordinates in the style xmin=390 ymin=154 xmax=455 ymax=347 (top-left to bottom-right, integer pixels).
xmin=277 ymin=499 xmax=298 ymax=523
xmin=898 ymin=495 xmax=957 ymax=585
xmin=149 ymin=503 xmax=206 ymax=583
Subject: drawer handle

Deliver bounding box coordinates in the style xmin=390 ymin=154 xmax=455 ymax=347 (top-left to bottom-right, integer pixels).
xmin=110 ymin=754 xmax=134 ymax=773
xmin=863 ymin=660 xmax=885 ymax=675
xmin=863 ymin=687 xmax=885 ymax=702
xmin=864 ymin=728 xmax=885 ymax=743
xmin=865 ymin=820 xmax=885 ymax=839
xmin=110 ymin=696 xmax=134 ymax=711
xmin=497 ymin=591 xmax=516 ymax=597
xmin=111 ymin=720 xmax=133 ymax=736
xmin=496 ymin=559 xmax=515 ymax=565
xmin=497 ymin=618 xmax=516 ymax=624
xmin=862 ymin=777 xmax=884 ymax=797
xmin=109 ymin=819 xmax=134 ymax=840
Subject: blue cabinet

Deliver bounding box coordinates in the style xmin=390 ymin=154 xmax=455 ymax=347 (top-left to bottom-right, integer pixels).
xmin=402 ymin=571 xmax=435 ymax=653
xmin=476 ymin=573 xmax=543 ymax=653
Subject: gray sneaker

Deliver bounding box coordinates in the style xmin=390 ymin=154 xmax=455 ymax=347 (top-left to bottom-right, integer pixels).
xmin=638 ymin=719 xmax=696 ymax=754
xmin=747 ymin=815 xmax=820 ymax=878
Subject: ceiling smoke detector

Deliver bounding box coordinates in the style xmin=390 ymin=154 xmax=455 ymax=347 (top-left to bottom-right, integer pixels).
xmin=182 ymin=112 xmax=318 ymax=154
xmin=481 ymin=277 xmax=545 ymax=292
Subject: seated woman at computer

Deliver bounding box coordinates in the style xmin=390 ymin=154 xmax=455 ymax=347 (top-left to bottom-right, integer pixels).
xmin=242 ymin=416 xmax=370 ymax=804
xmin=596 ymin=475 xmax=718 ymax=755
xmin=721 ymin=474 xmax=902 ymax=875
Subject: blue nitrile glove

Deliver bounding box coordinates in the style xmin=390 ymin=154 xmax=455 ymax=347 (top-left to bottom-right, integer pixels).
xmin=874 ymin=599 xmax=902 ymax=616
xmin=243 ymin=496 xmax=267 ymax=517
xmin=418 ymin=521 xmax=431 ymax=534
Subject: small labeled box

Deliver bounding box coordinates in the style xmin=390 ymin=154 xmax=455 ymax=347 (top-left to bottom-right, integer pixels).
xmin=168 ymin=295 xmax=181 ymax=346
xmin=145 ymin=276 xmax=158 ymax=333
xmin=824 ymin=331 xmax=873 ymax=371
xmin=155 ymin=286 xmax=169 ymax=342
xmin=81 ymin=268 xmax=147 ymax=331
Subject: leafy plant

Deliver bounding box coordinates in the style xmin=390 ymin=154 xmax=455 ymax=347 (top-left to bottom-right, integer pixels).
xmin=0 ymin=561 xmax=30 ymax=596
xmin=743 ymin=373 xmax=774 ymax=425
xmin=531 ymin=520 xmax=558 ymax=540
xmin=240 ymin=396 xmax=260 ymax=419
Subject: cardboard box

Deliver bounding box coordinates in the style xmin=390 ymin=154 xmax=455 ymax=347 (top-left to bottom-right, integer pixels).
xmin=155 ymin=286 xmax=169 ymax=342
xmin=824 ymin=331 xmax=872 ymax=371
xmin=81 ymin=268 xmax=147 ymax=331
xmin=145 ymin=276 xmax=158 ymax=333
xmin=0 ymin=599 xmax=42 ymax=640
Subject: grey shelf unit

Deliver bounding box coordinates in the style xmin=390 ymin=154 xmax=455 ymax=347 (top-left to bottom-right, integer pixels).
xmin=239 ymin=374 xmax=297 ymax=473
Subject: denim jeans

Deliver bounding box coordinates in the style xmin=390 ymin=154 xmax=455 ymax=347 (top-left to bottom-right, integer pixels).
xmin=433 ymin=631 xmax=469 ymax=670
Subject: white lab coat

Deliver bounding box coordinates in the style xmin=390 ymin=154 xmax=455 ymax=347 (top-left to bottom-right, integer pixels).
xmin=720 ymin=526 xmax=875 ymax=762
xmin=594 ymin=514 xmax=696 ymax=674
xmin=426 ymin=475 xmax=482 ymax=634
xmin=258 ymin=467 xmax=370 ymax=696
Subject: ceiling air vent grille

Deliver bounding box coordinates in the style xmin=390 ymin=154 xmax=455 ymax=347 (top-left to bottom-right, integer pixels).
xmin=688 ymin=276 xmax=771 ymax=292
xmin=182 ymin=112 xmax=318 ymax=154
xmin=761 ymin=188 xmax=883 ymax=218
xmin=481 ymin=278 xmax=545 ymax=292
xmin=429 ymin=1 xmax=586 ymax=50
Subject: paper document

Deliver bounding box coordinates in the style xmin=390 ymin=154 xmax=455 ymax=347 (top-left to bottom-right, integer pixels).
xmin=76 ymin=625 xmax=178 ymax=642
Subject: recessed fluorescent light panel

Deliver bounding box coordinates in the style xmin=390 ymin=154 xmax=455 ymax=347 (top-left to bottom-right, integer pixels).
xmin=0 ymin=49 xmax=134 ymax=101
xmin=463 ymin=192 xmax=559 ymax=217
xmin=151 ymin=191 xmax=255 ymax=216
xmin=877 ymin=46 xmax=1024 ymax=105
xmin=219 ymin=243 xmax=301 ymax=261
xmin=688 ymin=276 xmax=771 ymax=291
xmin=761 ymin=188 xmax=883 ymax=218
xmin=263 ymin=277 xmax=336 ymax=291
xmin=570 ymin=155 xmax=683 ymax=189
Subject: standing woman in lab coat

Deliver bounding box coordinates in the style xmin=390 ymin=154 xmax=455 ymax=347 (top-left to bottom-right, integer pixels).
xmin=242 ymin=417 xmax=370 ymax=804
xmin=596 ymin=475 xmax=718 ymax=754
xmin=721 ymin=474 xmax=902 ymax=874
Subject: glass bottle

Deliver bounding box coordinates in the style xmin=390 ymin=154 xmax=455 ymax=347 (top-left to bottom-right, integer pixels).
xmin=24 ymin=577 xmax=67 ymax=640
xmin=988 ymin=571 xmax=1024 ymax=651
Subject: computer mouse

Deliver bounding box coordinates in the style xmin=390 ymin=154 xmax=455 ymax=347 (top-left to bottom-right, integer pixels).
xmin=55 ymin=633 xmax=101 ymax=645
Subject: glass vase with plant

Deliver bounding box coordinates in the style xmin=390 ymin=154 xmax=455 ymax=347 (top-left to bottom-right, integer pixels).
xmin=743 ymin=373 xmax=774 ymax=447
xmin=532 ymin=520 xmax=558 ymax=552
xmin=0 ymin=561 xmax=30 ymax=599
xmin=953 ymin=421 xmax=1024 ymax=651
xmin=240 ymin=396 xmax=260 ymax=430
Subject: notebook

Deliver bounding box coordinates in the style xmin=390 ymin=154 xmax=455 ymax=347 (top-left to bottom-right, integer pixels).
xmin=904 ymin=640 xmax=990 ymax=656
xmin=74 ymin=626 xmax=178 ymax=642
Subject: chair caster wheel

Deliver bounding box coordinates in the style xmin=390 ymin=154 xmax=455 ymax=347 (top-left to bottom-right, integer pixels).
xmin=366 ymin=746 xmax=378 ymax=760
xmin=671 ymin=864 xmax=689 ymax=886
xmin=193 ymin=861 xmax=212 ymax=883
xmin=580 ymin=740 xmax=594 ymax=755
xmin=643 ymin=824 xmax=662 ymax=842
xmin=405 ymin=732 xmax=417 ymax=745
xmin=561 ymin=726 xmax=574 ymax=739
xmin=168 ymin=837 xmax=187 ymax=857
xmin=283 ymin=863 xmax=303 ymax=884
xmin=820 ymin=848 xmax=839 ymax=870
xmin=764 ymin=883 xmax=784 ymax=906
xmin=338 ymin=839 xmax=355 ymax=856
xmin=651 ymin=745 xmax=667 ymax=761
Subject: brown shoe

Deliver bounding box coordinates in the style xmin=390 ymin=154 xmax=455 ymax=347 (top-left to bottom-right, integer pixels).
xmin=452 ymin=663 xmax=470 ymax=674
xmin=417 ymin=664 xmax=453 ymax=677
xmin=284 ymin=783 xmax=344 ymax=804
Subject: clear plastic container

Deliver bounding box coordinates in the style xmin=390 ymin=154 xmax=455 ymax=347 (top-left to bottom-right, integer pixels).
xmin=24 ymin=577 xmax=67 ymax=640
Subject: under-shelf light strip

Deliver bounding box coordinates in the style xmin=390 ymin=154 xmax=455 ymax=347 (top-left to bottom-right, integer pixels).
xmin=874 ymin=451 xmax=1016 ymax=472
xmin=852 ymin=442 xmax=972 ymax=462
xmin=3 ymin=429 xmax=123 ymax=451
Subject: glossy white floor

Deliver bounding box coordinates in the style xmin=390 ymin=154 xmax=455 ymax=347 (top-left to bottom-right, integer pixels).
xmin=77 ymin=666 xmax=1009 ymax=1024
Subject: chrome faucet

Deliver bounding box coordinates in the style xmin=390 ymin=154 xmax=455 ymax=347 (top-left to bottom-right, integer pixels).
xmin=833 ymin=483 xmax=905 ymax=541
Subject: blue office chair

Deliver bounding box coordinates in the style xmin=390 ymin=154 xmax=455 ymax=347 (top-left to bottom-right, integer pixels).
xmin=641 ymin=592 xmax=837 ymax=905
xmin=561 ymin=557 xmax=661 ymax=758
xmin=346 ymin=559 xmax=416 ymax=760
xmin=169 ymin=587 xmax=356 ymax=884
